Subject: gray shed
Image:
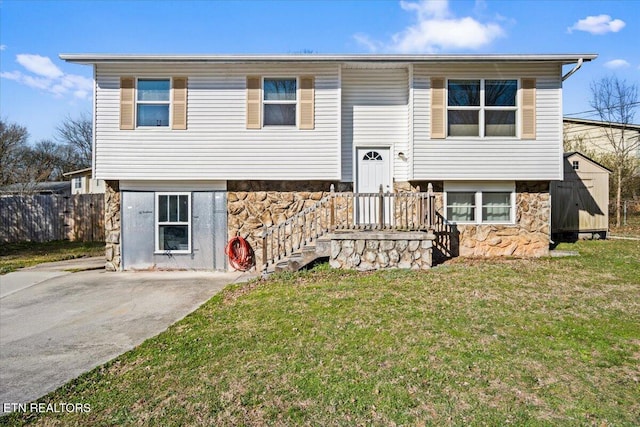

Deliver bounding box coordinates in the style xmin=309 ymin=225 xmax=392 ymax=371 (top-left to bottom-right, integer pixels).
xmin=551 ymin=152 xmax=611 ymax=239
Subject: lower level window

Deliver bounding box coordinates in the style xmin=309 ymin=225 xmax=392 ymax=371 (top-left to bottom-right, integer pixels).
xmin=445 ymin=187 xmax=514 ymax=224
xmin=482 ymin=192 xmax=512 ymax=222
xmin=156 ymin=193 xmax=191 ymax=252
xmin=447 ymin=192 xmax=475 ymax=222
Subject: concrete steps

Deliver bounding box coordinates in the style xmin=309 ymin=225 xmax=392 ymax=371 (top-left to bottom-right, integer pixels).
xmin=273 ymin=237 xmax=330 ymax=273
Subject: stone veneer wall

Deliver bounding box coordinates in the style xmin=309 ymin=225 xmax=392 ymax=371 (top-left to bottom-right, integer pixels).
xmin=456 ymin=181 xmax=550 ymax=257
xmin=227 ymin=181 xmax=351 ymax=269
xmin=328 ymin=232 xmax=434 ymax=270
xmin=226 ymin=179 xmax=549 ymax=270
xmin=395 ymin=181 xmax=550 ymax=258
xmin=104 ymin=180 xmax=121 ymax=271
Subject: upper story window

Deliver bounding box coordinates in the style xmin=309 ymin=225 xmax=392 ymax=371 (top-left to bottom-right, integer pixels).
xmin=73 ymin=177 xmax=82 ymax=190
xmin=246 ymin=76 xmax=314 ymax=130
xmin=572 ymin=160 xmax=580 ymax=170
xmin=137 ymin=79 xmax=170 ymax=127
xmin=120 ymin=77 xmax=187 ymax=130
xmin=447 ymin=79 xmax=518 ymax=138
xmin=263 ymin=78 xmax=297 ymax=126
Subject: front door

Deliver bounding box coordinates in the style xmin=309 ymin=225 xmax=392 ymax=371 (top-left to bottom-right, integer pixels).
xmin=356 ymin=147 xmax=392 ymax=225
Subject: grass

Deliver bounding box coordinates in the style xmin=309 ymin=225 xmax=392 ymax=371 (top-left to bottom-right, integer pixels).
xmin=0 ymin=240 xmax=105 ymax=275
xmin=610 ymin=212 xmax=640 ymax=238
xmin=2 ymin=239 xmax=639 ymax=426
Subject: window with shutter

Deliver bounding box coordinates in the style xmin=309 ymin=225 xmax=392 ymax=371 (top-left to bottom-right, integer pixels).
xmin=246 ymin=76 xmax=315 ymax=129
xmin=120 ymin=77 xmax=188 ymax=130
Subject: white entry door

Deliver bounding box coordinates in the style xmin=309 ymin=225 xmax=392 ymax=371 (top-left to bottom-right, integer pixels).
xmin=356 ymin=147 xmax=392 ymax=225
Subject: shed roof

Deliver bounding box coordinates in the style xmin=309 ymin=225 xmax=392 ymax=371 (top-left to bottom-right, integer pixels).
xmin=564 ymin=151 xmax=612 ymax=173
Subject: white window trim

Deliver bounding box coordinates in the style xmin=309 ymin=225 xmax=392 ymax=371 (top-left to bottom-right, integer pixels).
xmin=444 ymin=182 xmax=516 ymax=225
xmin=155 ymin=192 xmax=191 ymax=254
xmin=446 ymin=78 xmax=519 ymax=139
xmin=136 ymin=77 xmax=172 ymax=129
xmin=262 ymin=76 xmax=298 ymax=128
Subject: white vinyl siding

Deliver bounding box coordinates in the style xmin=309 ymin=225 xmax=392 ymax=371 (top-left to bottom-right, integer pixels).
xmin=95 ymin=63 xmax=339 ymax=181
xmin=341 ymin=67 xmax=409 ymax=182
xmin=413 ymin=63 xmax=563 ymax=181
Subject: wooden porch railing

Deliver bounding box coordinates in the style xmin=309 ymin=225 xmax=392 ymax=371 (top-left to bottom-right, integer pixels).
xmin=261 ymin=184 xmax=436 ymax=272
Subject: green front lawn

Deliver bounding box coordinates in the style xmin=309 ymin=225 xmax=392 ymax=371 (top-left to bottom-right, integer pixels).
xmin=3 ymin=240 xmax=639 ymax=426
xmin=0 ymin=240 xmax=105 ymax=275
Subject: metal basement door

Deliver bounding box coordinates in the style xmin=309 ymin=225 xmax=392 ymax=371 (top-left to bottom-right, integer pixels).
xmin=355 ymin=147 xmax=392 ymax=225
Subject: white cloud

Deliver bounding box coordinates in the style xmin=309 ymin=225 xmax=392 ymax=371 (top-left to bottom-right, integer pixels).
xmin=1 ymin=54 xmax=93 ymax=100
xmin=0 ymin=70 xmax=21 ymax=80
xmin=568 ymin=15 xmax=625 ymax=35
xmin=355 ymin=0 xmax=505 ymax=53
xmin=0 ymin=45 xmax=6 ymax=51
xmin=16 ymin=54 xmax=64 ymax=79
xmin=353 ymin=33 xmax=383 ymax=53
xmin=604 ymin=59 xmax=630 ymax=69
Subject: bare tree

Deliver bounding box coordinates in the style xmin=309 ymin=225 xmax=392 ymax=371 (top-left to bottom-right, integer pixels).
xmin=56 ymin=113 xmax=92 ymax=167
xmin=0 ymin=119 xmax=30 ymax=186
xmin=23 ymin=140 xmax=72 ymax=183
xmin=590 ymin=76 xmax=640 ymax=227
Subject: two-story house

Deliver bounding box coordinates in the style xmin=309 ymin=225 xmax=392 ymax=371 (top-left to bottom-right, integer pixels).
xmin=61 ymin=53 xmax=596 ymax=271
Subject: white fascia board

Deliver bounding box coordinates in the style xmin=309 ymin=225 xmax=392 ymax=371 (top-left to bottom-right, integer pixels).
xmin=59 ymin=53 xmax=598 ymax=65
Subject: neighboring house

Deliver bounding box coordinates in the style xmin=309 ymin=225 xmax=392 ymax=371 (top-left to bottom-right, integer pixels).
xmin=551 ymin=152 xmax=610 ymax=239
xmin=0 ymin=181 xmax=71 ymax=196
xmin=563 ymin=117 xmax=640 ymax=167
xmin=63 ymin=167 xmax=106 ymax=195
xmin=61 ymin=53 xmax=596 ymax=271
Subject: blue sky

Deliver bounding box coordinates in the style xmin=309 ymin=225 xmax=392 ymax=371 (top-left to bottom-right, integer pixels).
xmin=1 ymin=0 xmax=638 ymax=143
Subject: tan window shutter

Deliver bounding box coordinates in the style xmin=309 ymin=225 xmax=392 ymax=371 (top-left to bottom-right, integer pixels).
xmin=299 ymin=76 xmax=315 ymax=130
xmin=430 ymin=77 xmax=446 ymax=139
xmin=246 ymin=76 xmax=261 ymax=129
xmin=120 ymin=77 xmax=135 ymax=130
xmin=172 ymin=77 xmax=188 ymax=130
xmin=521 ymin=78 xmax=536 ymax=139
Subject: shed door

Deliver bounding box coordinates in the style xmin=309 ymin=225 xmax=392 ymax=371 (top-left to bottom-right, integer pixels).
xmin=356 ymin=147 xmax=392 ymax=225
xmin=553 ymin=179 xmax=600 ymax=232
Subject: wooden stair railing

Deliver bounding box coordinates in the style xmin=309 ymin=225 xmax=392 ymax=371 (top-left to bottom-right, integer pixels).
xmin=260 ymin=184 xmax=436 ymax=273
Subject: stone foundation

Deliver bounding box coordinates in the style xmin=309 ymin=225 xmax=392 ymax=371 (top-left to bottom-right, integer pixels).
xmin=393 ymin=181 xmax=550 ymax=258
xmin=328 ymin=232 xmax=434 ymax=270
xmin=456 ymin=181 xmax=550 ymax=258
xmin=227 ymin=180 xmax=350 ymax=268
xmin=225 ymin=180 xmax=550 ymax=269
xmin=104 ymin=180 xmax=121 ymax=271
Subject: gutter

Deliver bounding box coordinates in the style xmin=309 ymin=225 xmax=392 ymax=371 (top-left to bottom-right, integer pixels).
xmin=59 ymin=53 xmax=598 ymax=65
xmin=562 ymin=58 xmax=584 ymax=81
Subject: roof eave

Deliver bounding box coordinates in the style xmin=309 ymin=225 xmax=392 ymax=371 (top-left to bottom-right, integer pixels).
xmin=59 ymin=53 xmax=599 ymax=65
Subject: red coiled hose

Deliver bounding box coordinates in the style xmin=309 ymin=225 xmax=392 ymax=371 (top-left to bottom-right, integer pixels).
xmin=225 ymin=236 xmax=254 ymax=271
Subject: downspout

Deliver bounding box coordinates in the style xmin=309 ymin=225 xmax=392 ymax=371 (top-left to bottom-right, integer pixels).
xmin=556 ymin=58 xmax=584 ymax=246
xmin=562 ymin=58 xmax=583 ymax=81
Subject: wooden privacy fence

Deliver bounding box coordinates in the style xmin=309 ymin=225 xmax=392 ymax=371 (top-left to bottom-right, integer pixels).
xmin=0 ymin=194 xmax=105 ymax=243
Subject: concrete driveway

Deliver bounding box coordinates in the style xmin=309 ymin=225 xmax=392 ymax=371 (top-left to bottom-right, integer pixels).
xmin=0 ymin=258 xmax=253 ymax=410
